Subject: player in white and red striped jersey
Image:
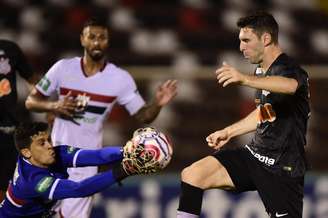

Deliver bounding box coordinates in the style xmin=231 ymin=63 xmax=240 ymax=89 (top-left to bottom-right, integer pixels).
xmin=25 ymin=17 xmax=177 ymax=218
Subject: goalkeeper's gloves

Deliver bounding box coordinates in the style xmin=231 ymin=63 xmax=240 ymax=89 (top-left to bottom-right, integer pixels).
xmin=112 ymin=140 xmax=160 ymax=182
xmin=122 ymin=140 xmax=160 ymax=175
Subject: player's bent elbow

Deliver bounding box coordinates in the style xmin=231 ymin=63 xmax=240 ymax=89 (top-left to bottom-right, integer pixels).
xmin=284 ymin=78 xmax=298 ymax=95
xmin=25 ymin=97 xmax=33 ymax=110
xmin=25 ymin=94 xmax=41 ymax=110
xmin=290 ymin=84 xmax=298 ymax=94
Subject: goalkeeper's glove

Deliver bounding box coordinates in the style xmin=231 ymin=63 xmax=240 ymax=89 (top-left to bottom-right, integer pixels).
xmin=112 ymin=140 xmax=160 ymax=182
xmin=122 ymin=140 xmax=160 ymax=175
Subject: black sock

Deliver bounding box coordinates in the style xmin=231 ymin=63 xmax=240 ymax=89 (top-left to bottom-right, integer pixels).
xmin=112 ymin=162 xmax=129 ymax=182
xmin=178 ymin=181 xmax=204 ymax=215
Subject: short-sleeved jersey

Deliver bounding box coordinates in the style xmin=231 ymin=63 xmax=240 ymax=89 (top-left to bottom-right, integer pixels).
xmin=246 ymin=54 xmax=310 ymax=177
xmin=0 ymin=146 xmax=80 ymax=217
xmin=0 ymin=40 xmax=33 ymax=127
xmin=36 ymin=57 xmax=145 ymax=149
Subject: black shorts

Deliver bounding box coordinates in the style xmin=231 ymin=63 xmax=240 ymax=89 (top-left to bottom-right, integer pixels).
xmin=0 ymin=132 xmax=18 ymax=191
xmin=213 ymin=147 xmax=304 ymax=218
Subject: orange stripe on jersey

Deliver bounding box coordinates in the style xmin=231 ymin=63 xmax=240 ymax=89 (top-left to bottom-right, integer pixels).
xmin=60 ymin=87 xmax=116 ymax=103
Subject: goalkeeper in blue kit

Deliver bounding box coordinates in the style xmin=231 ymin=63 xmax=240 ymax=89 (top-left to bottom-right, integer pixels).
xmin=0 ymin=122 xmax=155 ymax=218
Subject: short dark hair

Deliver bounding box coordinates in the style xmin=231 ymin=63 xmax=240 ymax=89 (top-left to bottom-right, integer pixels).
xmin=82 ymin=17 xmax=109 ymax=33
xmin=237 ymin=11 xmax=279 ymax=44
xmin=14 ymin=122 xmax=49 ymax=151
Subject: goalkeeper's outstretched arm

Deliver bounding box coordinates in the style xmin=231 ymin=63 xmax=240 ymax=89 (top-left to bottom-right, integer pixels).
xmin=75 ymin=146 xmax=123 ymax=167
xmin=56 ymin=145 xmax=123 ymax=168
xmin=51 ymin=171 xmax=118 ymax=200
xmin=50 ymin=142 xmax=157 ymax=200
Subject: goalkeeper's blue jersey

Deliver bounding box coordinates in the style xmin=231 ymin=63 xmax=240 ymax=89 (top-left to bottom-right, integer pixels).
xmin=0 ymin=146 xmax=80 ymax=218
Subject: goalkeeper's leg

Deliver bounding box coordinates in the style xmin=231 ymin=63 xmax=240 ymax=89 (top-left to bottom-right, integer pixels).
xmin=177 ymin=156 xmax=235 ymax=218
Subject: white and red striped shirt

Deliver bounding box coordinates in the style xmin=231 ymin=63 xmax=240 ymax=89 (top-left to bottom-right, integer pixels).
xmin=36 ymin=57 xmax=145 ymax=149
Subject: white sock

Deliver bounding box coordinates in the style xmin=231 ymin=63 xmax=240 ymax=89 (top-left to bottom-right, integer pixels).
xmin=177 ymin=211 xmax=199 ymax=218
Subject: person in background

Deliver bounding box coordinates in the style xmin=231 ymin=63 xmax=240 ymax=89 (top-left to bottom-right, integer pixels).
xmin=25 ymin=17 xmax=177 ymax=218
xmin=0 ymin=39 xmax=38 ymax=202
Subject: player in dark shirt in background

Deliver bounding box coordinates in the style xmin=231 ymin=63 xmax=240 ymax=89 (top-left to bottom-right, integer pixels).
xmin=177 ymin=11 xmax=310 ymax=218
xmin=0 ymin=40 xmax=38 ymax=202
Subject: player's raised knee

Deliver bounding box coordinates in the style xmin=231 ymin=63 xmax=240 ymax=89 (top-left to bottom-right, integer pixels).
xmin=181 ymin=163 xmax=204 ymax=187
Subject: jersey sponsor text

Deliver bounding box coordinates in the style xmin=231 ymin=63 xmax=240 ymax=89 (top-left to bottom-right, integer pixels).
xmin=245 ymin=145 xmax=275 ymax=166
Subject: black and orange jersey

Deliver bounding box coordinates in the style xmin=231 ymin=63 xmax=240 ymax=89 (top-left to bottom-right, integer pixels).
xmin=247 ymin=53 xmax=310 ymax=177
xmin=0 ymin=40 xmax=33 ymax=127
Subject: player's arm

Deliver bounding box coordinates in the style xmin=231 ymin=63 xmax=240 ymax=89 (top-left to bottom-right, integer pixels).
xmin=215 ymin=62 xmax=298 ymax=94
xmin=71 ymin=147 xmax=123 ymax=167
xmin=224 ymin=107 xmax=258 ymax=138
xmin=45 ymin=144 xmax=155 ymax=200
xmin=117 ymin=69 xmax=177 ymax=124
xmin=133 ymin=80 xmax=177 ymax=124
xmin=50 ymin=171 xmax=118 ymax=200
xmin=240 ymin=75 xmax=298 ymax=94
xmin=133 ymin=101 xmax=162 ymax=124
xmin=34 ymin=142 xmax=157 ymax=200
xmin=25 ymin=88 xmax=57 ymax=112
xmin=55 ymin=146 xmax=123 ymax=168
xmin=26 ymin=88 xmax=78 ymax=118
xmin=25 ymin=60 xmax=79 ymax=117
xmin=206 ymin=108 xmax=258 ymax=150
xmin=33 ymin=171 xmax=119 ymax=201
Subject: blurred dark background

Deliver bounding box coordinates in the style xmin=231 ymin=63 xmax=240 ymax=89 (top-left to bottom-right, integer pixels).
xmin=1 ymin=0 xmax=328 ymax=173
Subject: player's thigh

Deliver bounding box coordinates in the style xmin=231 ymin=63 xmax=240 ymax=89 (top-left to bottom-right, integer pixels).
xmin=181 ymin=156 xmax=235 ymax=190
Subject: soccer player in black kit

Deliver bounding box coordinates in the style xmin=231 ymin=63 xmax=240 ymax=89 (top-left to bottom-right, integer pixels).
xmin=177 ymin=11 xmax=310 ymax=218
xmin=0 ymin=40 xmax=37 ymax=201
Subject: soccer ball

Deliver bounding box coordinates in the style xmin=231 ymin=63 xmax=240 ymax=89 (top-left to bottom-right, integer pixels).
xmin=131 ymin=127 xmax=173 ymax=170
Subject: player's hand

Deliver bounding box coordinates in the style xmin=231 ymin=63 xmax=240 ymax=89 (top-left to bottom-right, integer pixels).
xmin=122 ymin=140 xmax=160 ymax=175
xmin=206 ymin=129 xmax=230 ymax=150
xmin=53 ymin=91 xmax=79 ymax=118
xmin=215 ymin=62 xmax=248 ymax=87
xmin=155 ymin=80 xmax=177 ymax=106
